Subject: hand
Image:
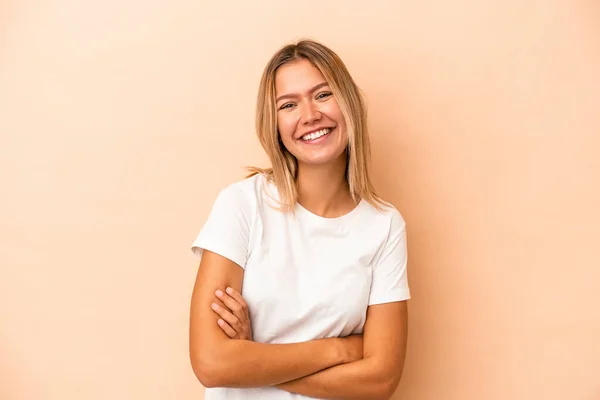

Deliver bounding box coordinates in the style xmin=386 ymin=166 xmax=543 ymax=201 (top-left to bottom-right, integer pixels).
xmin=340 ymin=334 xmax=364 ymax=363
xmin=211 ymin=287 xmax=253 ymax=340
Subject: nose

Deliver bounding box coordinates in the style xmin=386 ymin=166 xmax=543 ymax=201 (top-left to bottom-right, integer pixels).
xmin=301 ymin=101 xmax=321 ymax=125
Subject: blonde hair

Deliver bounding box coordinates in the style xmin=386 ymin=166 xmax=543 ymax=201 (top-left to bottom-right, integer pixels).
xmin=247 ymin=39 xmax=387 ymax=211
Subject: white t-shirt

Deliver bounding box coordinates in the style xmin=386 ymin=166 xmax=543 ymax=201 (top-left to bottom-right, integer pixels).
xmin=191 ymin=173 xmax=410 ymax=400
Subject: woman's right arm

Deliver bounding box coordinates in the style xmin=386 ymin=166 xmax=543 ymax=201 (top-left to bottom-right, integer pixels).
xmin=189 ymin=250 xmax=361 ymax=388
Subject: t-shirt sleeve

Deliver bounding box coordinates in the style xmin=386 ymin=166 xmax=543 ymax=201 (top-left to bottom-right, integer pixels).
xmin=368 ymin=210 xmax=411 ymax=305
xmin=190 ymin=183 xmax=252 ymax=269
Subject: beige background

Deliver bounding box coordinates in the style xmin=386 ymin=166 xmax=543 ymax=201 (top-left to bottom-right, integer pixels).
xmin=2 ymin=0 xmax=600 ymax=399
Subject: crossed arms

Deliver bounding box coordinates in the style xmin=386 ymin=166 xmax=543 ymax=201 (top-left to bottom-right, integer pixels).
xmin=189 ymin=250 xmax=409 ymax=400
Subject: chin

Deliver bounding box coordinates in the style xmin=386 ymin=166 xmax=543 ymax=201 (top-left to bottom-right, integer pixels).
xmin=297 ymin=150 xmax=347 ymax=167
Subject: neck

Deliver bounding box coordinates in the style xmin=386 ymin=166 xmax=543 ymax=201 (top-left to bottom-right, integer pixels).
xmin=295 ymin=155 xmax=356 ymax=218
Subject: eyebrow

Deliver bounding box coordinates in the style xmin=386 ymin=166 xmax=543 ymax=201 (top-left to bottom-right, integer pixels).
xmin=276 ymin=82 xmax=330 ymax=103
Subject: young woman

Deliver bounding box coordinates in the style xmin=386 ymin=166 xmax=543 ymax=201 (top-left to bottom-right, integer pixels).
xmin=189 ymin=39 xmax=410 ymax=400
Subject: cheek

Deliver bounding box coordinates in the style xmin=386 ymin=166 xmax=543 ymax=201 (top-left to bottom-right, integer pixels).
xmin=322 ymin=102 xmax=344 ymax=125
xmin=277 ymin=113 xmax=297 ymax=140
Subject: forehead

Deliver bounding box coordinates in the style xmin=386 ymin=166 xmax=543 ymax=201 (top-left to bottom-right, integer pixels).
xmin=275 ymin=59 xmax=327 ymax=95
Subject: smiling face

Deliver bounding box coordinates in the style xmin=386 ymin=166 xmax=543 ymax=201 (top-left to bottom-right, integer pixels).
xmin=275 ymin=58 xmax=348 ymax=168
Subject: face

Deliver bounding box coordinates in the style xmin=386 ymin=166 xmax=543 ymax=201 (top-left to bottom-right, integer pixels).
xmin=274 ymin=59 xmax=348 ymax=167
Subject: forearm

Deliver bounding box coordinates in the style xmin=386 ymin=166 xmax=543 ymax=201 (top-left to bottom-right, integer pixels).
xmin=275 ymin=357 xmax=397 ymax=400
xmin=193 ymin=337 xmax=349 ymax=388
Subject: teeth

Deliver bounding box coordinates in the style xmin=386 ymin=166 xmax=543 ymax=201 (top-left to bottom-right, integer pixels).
xmin=301 ymin=128 xmax=331 ymax=141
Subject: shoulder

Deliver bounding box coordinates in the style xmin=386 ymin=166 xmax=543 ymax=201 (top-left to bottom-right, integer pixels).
xmin=213 ymin=173 xmax=265 ymax=207
xmin=209 ymin=173 xmax=281 ymax=221
xmin=361 ymin=198 xmax=406 ymax=234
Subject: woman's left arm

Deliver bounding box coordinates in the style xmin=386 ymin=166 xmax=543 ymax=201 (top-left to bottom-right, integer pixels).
xmin=275 ymin=301 xmax=409 ymax=400
xmin=276 ymin=215 xmax=411 ymax=400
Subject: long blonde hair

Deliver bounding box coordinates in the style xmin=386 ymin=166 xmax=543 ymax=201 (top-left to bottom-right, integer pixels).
xmin=247 ymin=39 xmax=387 ymax=211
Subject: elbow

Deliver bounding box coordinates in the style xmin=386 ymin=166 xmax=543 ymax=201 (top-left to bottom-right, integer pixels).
xmin=349 ymin=375 xmax=397 ymax=400
xmin=190 ymin=354 xmax=218 ymax=388
xmin=370 ymin=371 xmax=401 ymax=400
xmin=365 ymin=382 xmax=396 ymax=400
xmin=376 ymin=380 xmax=399 ymax=400
xmin=190 ymin=349 xmax=228 ymax=388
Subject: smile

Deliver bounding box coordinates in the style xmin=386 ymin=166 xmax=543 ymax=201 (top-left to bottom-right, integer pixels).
xmin=300 ymin=127 xmax=333 ymax=142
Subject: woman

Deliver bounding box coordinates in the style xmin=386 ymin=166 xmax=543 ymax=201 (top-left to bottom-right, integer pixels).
xmin=189 ymin=39 xmax=410 ymax=400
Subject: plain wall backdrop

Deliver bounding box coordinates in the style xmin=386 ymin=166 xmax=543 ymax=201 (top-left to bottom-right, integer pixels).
xmin=2 ymin=1 xmax=600 ymax=399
